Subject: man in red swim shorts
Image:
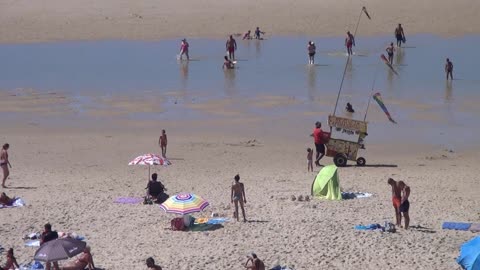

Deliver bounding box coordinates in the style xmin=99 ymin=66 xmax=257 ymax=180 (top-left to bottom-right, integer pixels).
xmin=388 ymin=178 xmax=402 ymax=227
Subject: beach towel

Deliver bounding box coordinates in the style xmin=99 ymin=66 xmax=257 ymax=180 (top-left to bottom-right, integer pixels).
xmin=341 ymin=192 xmax=373 ymax=200
xmin=188 ymin=223 xmax=222 ymax=232
xmin=442 ymin=222 xmax=472 ymax=231
xmin=206 ymin=218 xmax=229 ymax=225
xmin=469 ymin=223 xmax=480 ymax=232
xmin=0 ymin=197 xmax=26 ymax=208
xmin=355 ymin=224 xmax=382 ymax=230
xmin=113 ymin=197 xmax=143 ymax=204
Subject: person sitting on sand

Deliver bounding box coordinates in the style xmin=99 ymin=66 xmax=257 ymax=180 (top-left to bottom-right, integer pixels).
xmin=146 ymin=257 xmax=162 ymax=270
xmin=223 ymin=56 xmax=235 ymax=69
xmin=346 ymin=102 xmax=355 ymax=113
xmin=1 ymin=248 xmax=19 ymax=270
xmin=0 ymin=192 xmax=14 ymax=206
xmin=244 ymin=253 xmax=265 ymax=270
xmin=254 ymin=27 xmax=265 ymax=40
xmin=146 ymin=173 xmax=167 ymax=202
xmin=398 ymin=181 xmax=411 ymax=229
xmin=61 ymin=246 xmax=95 ymax=270
xmin=231 ymin=174 xmax=247 ymax=222
xmin=41 ymin=223 xmax=60 ymax=270
xmin=243 ymin=30 xmax=252 ymax=40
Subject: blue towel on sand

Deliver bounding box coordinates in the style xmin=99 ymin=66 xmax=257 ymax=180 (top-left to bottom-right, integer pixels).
xmin=355 ymin=224 xmax=382 ymax=230
xmin=442 ymin=222 xmax=471 ymax=231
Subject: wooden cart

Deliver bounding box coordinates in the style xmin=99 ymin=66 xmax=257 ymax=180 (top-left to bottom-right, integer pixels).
xmin=323 ymin=115 xmax=368 ymax=167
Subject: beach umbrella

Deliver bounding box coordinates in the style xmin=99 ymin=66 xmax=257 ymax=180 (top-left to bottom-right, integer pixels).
xmin=160 ymin=193 xmax=209 ymax=215
xmin=34 ymin=238 xmax=86 ymax=262
xmin=128 ymin=154 xmax=171 ymax=178
xmin=457 ymin=236 xmax=480 ymax=270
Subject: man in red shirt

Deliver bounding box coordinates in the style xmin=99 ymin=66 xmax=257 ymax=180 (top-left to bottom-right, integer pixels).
xmin=310 ymin=121 xmax=325 ymax=166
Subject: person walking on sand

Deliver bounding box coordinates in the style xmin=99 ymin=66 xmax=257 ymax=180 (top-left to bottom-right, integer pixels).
xmin=307 ymin=41 xmax=316 ymax=65
xmin=159 ymin=130 xmax=167 ymax=158
xmin=345 ymin=31 xmax=355 ymax=56
xmin=307 ymin=148 xmax=313 ymax=172
xmin=179 ymin=39 xmax=189 ymax=61
xmin=244 ymin=253 xmax=265 ymax=270
xmin=386 ymin=42 xmax=395 ymax=65
xmin=310 ymin=122 xmax=325 ymax=167
xmin=395 ymin=24 xmax=406 ymax=47
xmin=231 ymin=174 xmax=247 ymax=222
xmin=398 ymin=181 xmax=411 ymax=229
xmin=1 ymin=143 xmax=11 ymax=188
xmin=226 ymin=35 xmax=237 ymax=60
xmin=445 ymin=58 xmax=454 ymax=80
xmin=146 ymin=257 xmax=162 ymax=270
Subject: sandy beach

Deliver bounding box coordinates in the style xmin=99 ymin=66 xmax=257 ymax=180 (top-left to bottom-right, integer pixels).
xmin=1 ymin=0 xmax=480 ymax=269
xmin=1 ymin=0 xmax=480 ymax=43
xmin=0 ymin=121 xmax=479 ymax=269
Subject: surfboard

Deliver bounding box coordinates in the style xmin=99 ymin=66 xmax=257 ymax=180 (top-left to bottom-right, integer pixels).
xmin=381 ymin=54 xmax=399 ymax=75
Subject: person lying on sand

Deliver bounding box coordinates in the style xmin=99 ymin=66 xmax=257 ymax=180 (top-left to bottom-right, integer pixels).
xmin=61 ymin=246 xmax=95 ymax=270
xmin=244 ymin=253 xmax=265 ymax=270
xmin=146 ymin=257 xmax=162 ymax=270
xmin=0 ymin=192 xmax=14 ymax=206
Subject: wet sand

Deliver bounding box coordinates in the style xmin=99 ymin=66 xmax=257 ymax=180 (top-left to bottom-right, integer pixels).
xmin=1 ymin=0 xmax=479 ymax=43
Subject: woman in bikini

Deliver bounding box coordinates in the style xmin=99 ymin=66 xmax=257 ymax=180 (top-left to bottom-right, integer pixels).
xmin=61 ymin=246 xmax=95 ymax=270
xmin=1 ymin=248 xmax=19 ymax=270
xmin=231 ymin=174 xmax=247 ymax=222
xmin=159 ymin=130 xmax=167 ymax=158
xmin=0 ymin=192 xmax=14 ymax=206
xmin=1 ymin=143 xmax=11 ymax=188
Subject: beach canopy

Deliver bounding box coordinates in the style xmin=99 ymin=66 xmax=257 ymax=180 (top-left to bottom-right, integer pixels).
xmin=160 ymin=193 xmax=209 ymax=215
xmin=34 ymin=238 xmax=86 ymax=262
xmin=311 ymin=165 xmax=341 ymax=200
xmin=458 ymin=236 xmax=480 ymax=270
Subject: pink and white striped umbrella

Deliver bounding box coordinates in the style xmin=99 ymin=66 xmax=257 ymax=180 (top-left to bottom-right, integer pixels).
xmin=128 ymin=154 xmax=171 ymax=166
xmin=128 ymin=154 xmax=171 ymax=179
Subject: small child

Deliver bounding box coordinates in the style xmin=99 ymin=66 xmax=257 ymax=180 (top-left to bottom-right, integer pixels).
xmin=159 ymin=130 xmax=167 ymax=158
xmin=307 ymin=148 xmax=313 ymax=172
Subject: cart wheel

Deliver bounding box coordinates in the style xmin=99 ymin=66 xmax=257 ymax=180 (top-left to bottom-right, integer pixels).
xmin=356 ymin=157 xmax=366 ymax=166
xmin=333 ymin=154 xmax=348 ymax=167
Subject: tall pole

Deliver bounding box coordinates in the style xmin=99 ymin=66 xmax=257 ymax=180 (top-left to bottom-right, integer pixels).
xmin=333 ymin=7 xmax=366 ymax=116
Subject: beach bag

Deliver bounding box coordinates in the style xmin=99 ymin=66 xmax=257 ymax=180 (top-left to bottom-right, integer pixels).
xmin=171 ymin=217 xmax=185 ymax=231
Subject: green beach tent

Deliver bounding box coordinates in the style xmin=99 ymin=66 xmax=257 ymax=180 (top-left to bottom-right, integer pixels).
xmin=311 ymin=165 xmax=341 ymax=200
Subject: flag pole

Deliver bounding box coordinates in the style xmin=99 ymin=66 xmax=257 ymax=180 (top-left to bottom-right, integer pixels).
xmin=333 ymin=6 xmax=368 ymax=116
xmin=363 ymin=63 xmax=381 ymax=121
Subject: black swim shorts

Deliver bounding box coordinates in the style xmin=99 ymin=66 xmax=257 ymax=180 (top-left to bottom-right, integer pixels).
xmin=399 ymin=200 xmax=410 ymax=213
xmin=315 ymin=143 xmax=325 ymax=154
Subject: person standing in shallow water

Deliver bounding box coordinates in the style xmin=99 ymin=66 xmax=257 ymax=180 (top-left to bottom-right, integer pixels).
xmin=445 ymin=58 xmax=453 ymax=80
xmin=345 ymin=31 xmax=355 ymax=56
xmin=231 ymin=174 xmax=247 ymax=222
xmin=178 ymin=39 xmax=189 ymax=61
xmin=307 ymin=41 xmax=316 ymax=65
xmin=226 ymin=35 xmax=237 ymax=60
xmin=395 ymin=24 xmax=406 ymax=47
xmin=386 ymin=42 xmax=395 ymax=65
